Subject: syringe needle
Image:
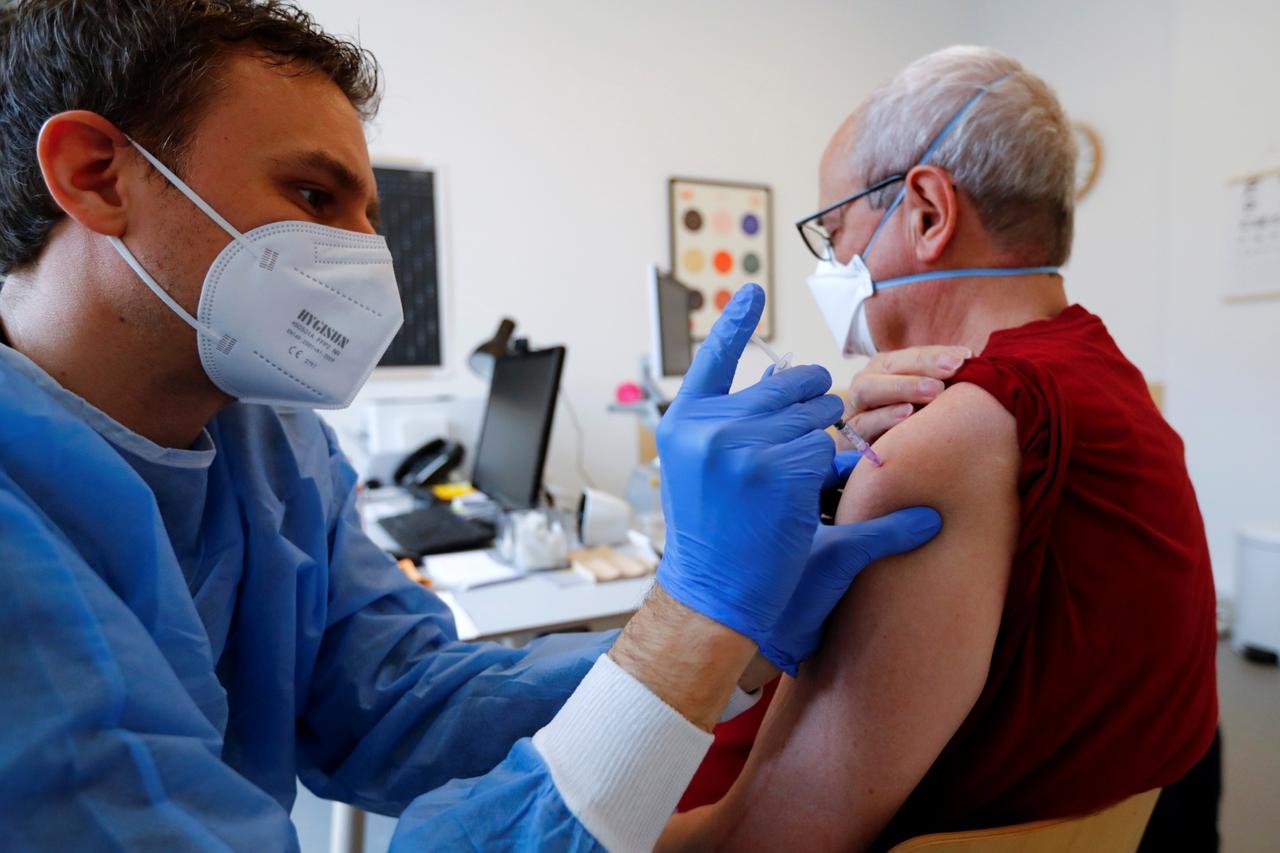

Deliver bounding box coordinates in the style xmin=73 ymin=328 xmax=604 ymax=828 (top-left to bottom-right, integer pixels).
xmin=834 ymin=418 xmax=883 ymax=467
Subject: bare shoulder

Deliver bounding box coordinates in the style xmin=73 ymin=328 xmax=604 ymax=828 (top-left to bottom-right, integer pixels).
xmin=690 ymin=383 xmax=1026 ymax=850
xmin=704 ymin=383 xmax=1025 ymax=849
xmin=836 ymin=381 xmax=1019 ymax=525
xmin=829 ymin=379 xmax=1021 ymax=661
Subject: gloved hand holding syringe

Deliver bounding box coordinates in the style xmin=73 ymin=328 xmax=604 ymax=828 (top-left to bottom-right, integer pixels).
xmin=751 ymin=335 xmax=884 ymax=467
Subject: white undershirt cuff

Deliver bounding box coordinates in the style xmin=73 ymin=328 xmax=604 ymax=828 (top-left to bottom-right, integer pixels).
xmin=532 ymin=654 xmax=714 ymax=853
xmin=720 ymin=684 xmax=762 ymax=722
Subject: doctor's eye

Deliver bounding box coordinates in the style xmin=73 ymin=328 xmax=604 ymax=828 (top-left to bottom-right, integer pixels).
xmin=298 ymin=186 xmax=334 ymax=211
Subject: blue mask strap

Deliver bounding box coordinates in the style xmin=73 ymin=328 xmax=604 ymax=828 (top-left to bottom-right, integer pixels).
xmin=863 ymin=75 xmax=1009 ymax=257
xmin=875 ymin=265 xmax=1060 ymax=291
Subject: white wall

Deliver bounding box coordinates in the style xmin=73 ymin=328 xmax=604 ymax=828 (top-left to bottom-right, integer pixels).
xmin=306 ymin=0 xmax=1276 ymax=597
xmin=305 ymin=0 xmax=975 ymax=498
xmin=974 ymin=0 xmax=1280 ymax=598
xmin=972 ymin=0 xmax=1173 ymax=377
xmin=1163 ymin=0 xmax=1280 ymax=600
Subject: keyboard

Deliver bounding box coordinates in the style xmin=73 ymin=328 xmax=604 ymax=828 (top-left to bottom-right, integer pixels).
xmin=378 ymin=505 xmax=495 ymax=557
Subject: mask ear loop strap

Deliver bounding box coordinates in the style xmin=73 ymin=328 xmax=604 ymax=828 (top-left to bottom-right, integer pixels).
xmin=123 ymin=136 xmax=261 ymax=260
xmin=113 ymin=136 xmax=249 ymax=346
xmin=861 ymin=75 xmax=1010 ymax=264
xmin=106 ymin=235 xmax=225 ymax=343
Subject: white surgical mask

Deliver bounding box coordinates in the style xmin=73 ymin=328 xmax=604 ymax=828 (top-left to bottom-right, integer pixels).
xmin=107 ymin=137 xmax=403 ymax=409
xmin=806 ymin=76 xmax=1060 ymax=358
xmin=807 ymin=253 xmax=878 ymax=357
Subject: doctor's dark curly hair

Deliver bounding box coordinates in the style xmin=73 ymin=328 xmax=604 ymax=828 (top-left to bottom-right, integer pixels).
xmin=0 ymin=0 xmax=380 ymax=274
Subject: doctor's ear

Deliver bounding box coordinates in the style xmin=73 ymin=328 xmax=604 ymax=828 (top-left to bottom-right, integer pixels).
xmin=903 ymin=165 xmax=959 ymax=264
xmin=36 ymin=111 xmax=133 ymax=238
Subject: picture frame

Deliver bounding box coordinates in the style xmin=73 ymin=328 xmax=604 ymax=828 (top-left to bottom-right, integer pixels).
xmin=668 ymin=177 xmax=774 ymax=340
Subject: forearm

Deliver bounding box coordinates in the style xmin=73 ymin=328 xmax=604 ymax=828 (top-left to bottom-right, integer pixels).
xmin=0 ymin=489 xmax=299 ymax=850
xmin=610 ymin=584 xmax=758 ymax=731
xmin=516 ymin=584 xmax=755 ymax=852
xmin=300 ymin=579 xmax=616 ymax=811
xmin=738 ymin=653 xmax=781 ymax=694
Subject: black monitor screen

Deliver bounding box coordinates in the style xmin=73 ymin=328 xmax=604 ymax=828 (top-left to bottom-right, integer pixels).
xmin=656 ymin=271 xmax=694 ymax=377
xmin=471 ymin=347 xmax=565 ymax=509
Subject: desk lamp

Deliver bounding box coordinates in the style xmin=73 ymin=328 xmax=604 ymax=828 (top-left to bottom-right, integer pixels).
xmin=468 ymin=318 xmax=517 ymax=378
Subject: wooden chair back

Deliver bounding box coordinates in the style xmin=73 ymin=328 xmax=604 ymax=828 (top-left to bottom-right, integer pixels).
xmin=887 ymin=789 xmax=1161 ymax=853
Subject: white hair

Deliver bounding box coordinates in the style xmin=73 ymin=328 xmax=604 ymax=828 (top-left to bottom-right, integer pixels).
xmin=849 ymin=46 xmax=1076 ymax=265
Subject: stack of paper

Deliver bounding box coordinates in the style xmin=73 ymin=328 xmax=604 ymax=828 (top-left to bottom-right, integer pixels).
xmin=424 ymin=550 xmax=522 ymax=591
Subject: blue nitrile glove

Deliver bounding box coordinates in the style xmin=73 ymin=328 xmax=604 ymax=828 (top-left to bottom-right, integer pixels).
xmin=757 ymin=507 xmax=943 ymax=675
xmin=655 ymin=284 xmax=844 ymax=646
xmin=825 ymin=450 xmax=863 ymax=491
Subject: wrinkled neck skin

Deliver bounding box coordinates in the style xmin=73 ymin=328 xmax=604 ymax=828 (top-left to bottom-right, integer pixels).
xmin=875 ymin=273 xmax=1069 ymax=356
xmin=0 ymin=233 xmax=231 ymax=449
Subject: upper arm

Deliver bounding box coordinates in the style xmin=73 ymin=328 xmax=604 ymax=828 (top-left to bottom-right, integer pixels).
xmin=681 ymin=383 xmax=1020 ymax=850
xmin=299 ymin=447 xmax=614 ymax=809
xmin=0 ymin=479 xmax=295 ymax=849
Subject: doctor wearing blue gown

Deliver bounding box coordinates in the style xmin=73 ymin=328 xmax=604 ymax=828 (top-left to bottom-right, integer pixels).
xmin=0 ymin=1 xmax=941 ymax=850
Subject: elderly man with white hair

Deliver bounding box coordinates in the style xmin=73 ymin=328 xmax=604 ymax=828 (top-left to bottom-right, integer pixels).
xmin=660 ymin=46 xmax=1219 ymax=851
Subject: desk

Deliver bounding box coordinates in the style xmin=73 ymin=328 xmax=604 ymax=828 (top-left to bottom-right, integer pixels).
xmin=332 ymin=496 xmax=652 ymax=853
xmin=434 ymin=566 xmax=652 ymax=642
xmin=327 ymin=559 xmax=650 ymax=853
xmin=362 ymin=488 xmax=653 ymax=642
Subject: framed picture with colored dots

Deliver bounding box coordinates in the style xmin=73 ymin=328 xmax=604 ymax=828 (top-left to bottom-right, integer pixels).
xmin=668 ymin=177 xmax=773 ymax=339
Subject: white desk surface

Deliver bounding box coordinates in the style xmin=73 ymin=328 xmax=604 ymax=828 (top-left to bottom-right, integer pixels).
xmin=361 ymin=489 xmax=652 ymax=642
xmin=435 ymin=566 xmax=652 ymax=642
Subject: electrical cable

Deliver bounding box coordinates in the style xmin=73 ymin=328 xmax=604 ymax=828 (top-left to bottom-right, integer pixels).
xmin=558 ymin=392 xmax=596 ymax=490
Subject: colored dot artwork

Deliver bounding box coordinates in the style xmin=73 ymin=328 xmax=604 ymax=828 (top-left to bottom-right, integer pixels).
xmin=670 ymin=178 xmax=772 ymax=339
xmin=682 ymin=248 xmax=705 ymax=273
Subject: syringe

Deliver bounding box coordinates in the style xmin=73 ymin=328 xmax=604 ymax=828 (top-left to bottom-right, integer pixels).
xmin=751 ymin=335 xmax=883 ymax=467
xmin=750 ymin=335 xmax=793 ymax=373
xmin=833 ymin=418 xmax=884 ymax=467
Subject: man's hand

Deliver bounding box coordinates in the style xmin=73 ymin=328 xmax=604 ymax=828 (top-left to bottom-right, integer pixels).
xmin=737 ymin=653 xmax=782 ymax=695
xmin=840 ymin=346 xmax=971 ymax=445
xmin=609 ymin=289 xmax=946 ymax=729
xmin=738 ymin=454 xmax=942 ymax=680
xmin=757 ymin=508 xmax=942 ymax=676
xmin=654 ymin=284 xmax=841 ymax=648
xmin=608 ymin=283 xmax=839 ymax=729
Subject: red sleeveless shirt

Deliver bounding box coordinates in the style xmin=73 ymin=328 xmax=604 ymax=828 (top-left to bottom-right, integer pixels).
xmin=680 ymin=306 xmax=1219 ymax=845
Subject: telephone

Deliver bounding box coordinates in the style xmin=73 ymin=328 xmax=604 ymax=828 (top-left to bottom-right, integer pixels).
xmin=393 ymin=437 xmax=465 ymax=492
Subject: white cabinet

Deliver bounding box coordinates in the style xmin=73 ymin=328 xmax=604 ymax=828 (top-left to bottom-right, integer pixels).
xmin=1234 ymin=526 xmax=1280 ymax=661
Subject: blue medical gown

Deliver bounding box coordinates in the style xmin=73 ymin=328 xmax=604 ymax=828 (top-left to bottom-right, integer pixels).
xmin=0 ymin=352 xmax=612 ymax=850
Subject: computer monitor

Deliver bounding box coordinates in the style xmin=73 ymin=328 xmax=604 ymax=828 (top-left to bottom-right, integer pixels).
xmin=471 ymin=346 xmax=566 ymax=510
xmin=648 ymin=264 xmax=695 ymax=377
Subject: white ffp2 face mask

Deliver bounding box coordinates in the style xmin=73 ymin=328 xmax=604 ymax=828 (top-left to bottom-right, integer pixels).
xmin=805 ymin=76 xmax=1060 ymax=359
xmin=107 ymin=137 xmax=403 ymax=409
xmin=806 ymin=253 xmax=878 ymax=357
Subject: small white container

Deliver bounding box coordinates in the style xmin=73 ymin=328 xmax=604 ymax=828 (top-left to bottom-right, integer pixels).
xmin=496 ymin=508 xmax=570 ymax=572
xmin=1233 ymin=525 xmax=1280 ymax=662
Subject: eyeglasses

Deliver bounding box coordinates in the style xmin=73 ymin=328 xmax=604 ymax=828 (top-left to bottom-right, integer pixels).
xmin=795 ymin=174 xmax=905 ymax=260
